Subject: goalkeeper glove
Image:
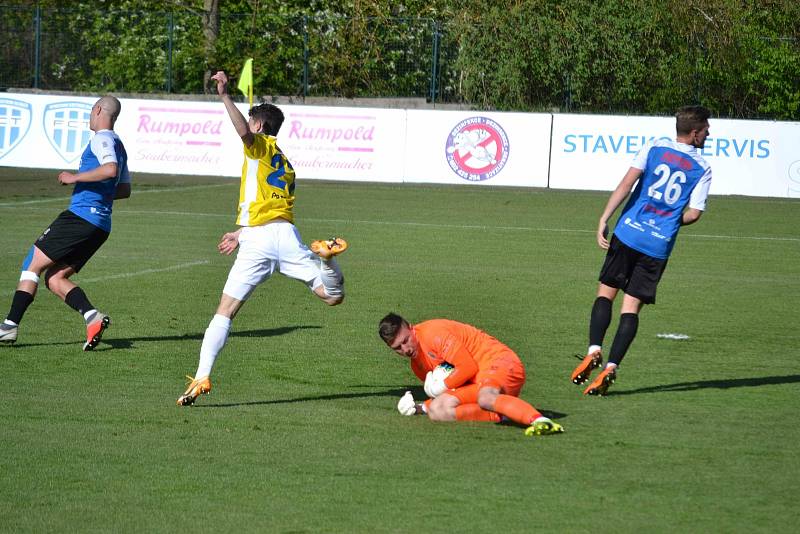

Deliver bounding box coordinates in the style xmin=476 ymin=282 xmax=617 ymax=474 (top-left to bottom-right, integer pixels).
xmin=424 ymin=371 xmax=447 ymax=398
xmin=397 ymin=391 xmax=418 ymax=416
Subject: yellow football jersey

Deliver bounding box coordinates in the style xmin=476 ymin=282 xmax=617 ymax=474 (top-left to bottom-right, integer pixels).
xmin=236 ymin=134 xmax=296 ymax=226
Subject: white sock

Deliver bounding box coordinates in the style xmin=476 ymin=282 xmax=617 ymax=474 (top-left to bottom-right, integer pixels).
xmin=3 ymin=319 xmax=18 ymax=327
xmin=83 ymin=309 xmax=98 ymax=323
xmin=319 ymin=258 xmax=344 ymax=298
xmin=588 ymin=344 xmax=602 ymax=355
xmin=196 ymin=314 xmax=232 ymax=378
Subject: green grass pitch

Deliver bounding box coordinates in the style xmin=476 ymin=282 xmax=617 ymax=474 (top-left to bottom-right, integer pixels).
xmin=1 ymin=167 xmax=798 ymax=532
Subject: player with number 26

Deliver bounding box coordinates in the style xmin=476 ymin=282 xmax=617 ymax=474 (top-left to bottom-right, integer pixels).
xmin=571 ymin=105 xmax=713 ymax=396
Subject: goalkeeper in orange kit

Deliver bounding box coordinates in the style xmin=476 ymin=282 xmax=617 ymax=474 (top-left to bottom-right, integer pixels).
xmin=378 ymin=313 xmax=563 ymax=436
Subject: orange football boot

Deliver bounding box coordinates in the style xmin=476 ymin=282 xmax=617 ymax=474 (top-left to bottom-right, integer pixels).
xmin=177 ymin=376 xmax=212 ymax=406
xmin=583 ymin=367 xmax=617 ymax=396
xmin=571 ymin=350 xmax=602 ymax=385
xmin=310 ymin=237 xmax=348 ymax=260
xmin=83 ymin=313 xmax=110 ymax=351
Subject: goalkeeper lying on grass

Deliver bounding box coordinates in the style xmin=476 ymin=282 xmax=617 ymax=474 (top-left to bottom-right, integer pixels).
xmin=378 ymin=313 xmax=563 ymax=436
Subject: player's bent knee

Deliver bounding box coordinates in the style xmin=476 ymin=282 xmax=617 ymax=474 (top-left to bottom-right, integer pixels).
xmin=325 ymin=295 xmax=344 ymax=306
xmin=43 ymin=271 xmax=55 ymax=290
xmin=316 ymin=291 xmax=343 ymax=306
xmin=427 ymin=407 xmax=447 ymax=422
xmin=44 ymin=276 xmax=69 ymax=297
xmin=477 ymin=391 xmax=498 ymax=411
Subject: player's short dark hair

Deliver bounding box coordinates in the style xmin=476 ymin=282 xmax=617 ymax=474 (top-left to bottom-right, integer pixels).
xmin=249 ymin=103 xmax=284 ymax=136
xmin=378 ymin=313 xmax=408 ymax=344
xmin=675 ymin=105 xmax=711 ymax=135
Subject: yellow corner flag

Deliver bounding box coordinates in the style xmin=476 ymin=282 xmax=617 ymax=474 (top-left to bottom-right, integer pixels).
xmin=237 ymin=58 xmax=253 ymax=107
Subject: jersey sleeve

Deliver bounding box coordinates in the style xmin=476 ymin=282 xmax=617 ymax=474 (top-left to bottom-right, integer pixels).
xmin=91 ymin=132 xmax=118 ymax=166
xmin=630 ymin=139 xmax=656 ymax=170
xmin=244 ymin=133 xmax=275 ymax=160
xmin=435 ymin=333 xmax=478 ymax=389
xmin=688 ymin=167 xmax=712 ymax=211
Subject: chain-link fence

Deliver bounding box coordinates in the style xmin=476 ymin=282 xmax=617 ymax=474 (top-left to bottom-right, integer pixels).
xmin=1 ymin=6 xmax=797 ymax=120
xmin=0 ymin=6 xmax=447 ymax=100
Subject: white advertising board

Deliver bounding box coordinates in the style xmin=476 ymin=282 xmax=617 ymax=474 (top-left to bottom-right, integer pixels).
xmin=278 ymin=105 xmax=406 ymax=183
xmin=549 ymin=113 xmax=800 ymax=198
xmin=0 ymin=94 xmax=407 ymax=182
xmin=119 ymin=98 xmax=240 ymax=175
xmin=403 ymin=110 xmax=551 ymax=187
xmin=0 ymin=94 xmax=101 ymax=170
xmin=0 ymin=94 xmax=242 ymax=176
xmin=1 ymin=93 xmax=798 ymax=197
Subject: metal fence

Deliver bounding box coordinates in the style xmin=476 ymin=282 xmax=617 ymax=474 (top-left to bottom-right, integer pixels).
xmin=1 ymin=6 xmax=797 ymax=120
xmin=0 ymin=6 xmax=453 ymax=101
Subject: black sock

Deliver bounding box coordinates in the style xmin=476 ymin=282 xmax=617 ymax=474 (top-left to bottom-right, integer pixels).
xmin=589 ymin=297 xmax=613 ymax=347
xmin=7 ymin=290 xmax=35 ymax=324
xmin=64 ymin=287 xmax=94 ymax=317
xmin=609 ymin=313 xmax=639 ymax=365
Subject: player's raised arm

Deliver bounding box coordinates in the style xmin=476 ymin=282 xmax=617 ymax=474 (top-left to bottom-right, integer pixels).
xmin=212 ymin=70 xmax=254 ymax=147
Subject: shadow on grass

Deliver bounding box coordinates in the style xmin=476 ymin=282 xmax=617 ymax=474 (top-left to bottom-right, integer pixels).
xmin=7 ymin=325 xmax=320 ymax=350
xmin=610 ymin=374 xmax=800 ymax=396
xmin=194 ymin=384 xmax=569 ymax=422
xmin=192 ymin=386 xmax=412 ymax=408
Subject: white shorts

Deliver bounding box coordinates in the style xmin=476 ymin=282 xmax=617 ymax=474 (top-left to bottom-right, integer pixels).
xmin=222 ymin=221 xmax=322 ymax=301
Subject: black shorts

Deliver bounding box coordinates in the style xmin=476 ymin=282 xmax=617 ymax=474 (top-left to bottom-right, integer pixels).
xmin=598 ymin=235 xmax=668 ymax=305
xmin=34 ymin=210 xmax=109 ymax=273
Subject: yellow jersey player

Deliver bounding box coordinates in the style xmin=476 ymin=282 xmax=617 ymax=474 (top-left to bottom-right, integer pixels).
xmin=177 ymin=70 xmax=348 ymax=406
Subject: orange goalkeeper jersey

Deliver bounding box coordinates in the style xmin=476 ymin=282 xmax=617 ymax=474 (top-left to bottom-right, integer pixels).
xmin=409 ymin=319 xmax=519 ymax=389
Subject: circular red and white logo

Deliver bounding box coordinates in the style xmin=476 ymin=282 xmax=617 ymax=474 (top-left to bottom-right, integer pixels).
xmin=445 ymin=116 xmax=510 ymax=182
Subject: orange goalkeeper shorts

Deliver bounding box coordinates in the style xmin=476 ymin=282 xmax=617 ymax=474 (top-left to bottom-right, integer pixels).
xmin=474 ymin=352 xmax=526 ymax=396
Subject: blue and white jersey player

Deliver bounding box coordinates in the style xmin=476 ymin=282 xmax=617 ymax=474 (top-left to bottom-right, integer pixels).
xmin=571 ymin=105 xmax=713 ymax=396
xmin=0 ymin=96 xmax=131 ymax=351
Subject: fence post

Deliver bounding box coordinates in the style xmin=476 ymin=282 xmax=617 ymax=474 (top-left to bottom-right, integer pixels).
xmin=303 ymin=15 xmax=309 ymax=98
xmin=694 ymin=32 xmax=706 ymax=105
xmin=429 ymin=20 xmax=440 ymax=103
xmin=166 ymin=11 xmax=173 ymax=93
xmin=33 ymin=4 xmax=41 ymax=89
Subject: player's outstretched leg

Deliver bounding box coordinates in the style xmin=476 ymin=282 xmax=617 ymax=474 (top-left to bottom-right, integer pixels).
xmin=310 ymin=237 xmax=348 ymax=260
xmin=311 ymin=237 xmax=347 ymax=301
xmin=490 ymin=394 xmax=564 ymax=437
xmin=571 ymin=349 xmax=602 ymax=385
xmin=83 ymin=312 xmax=110 ymax=351
xmin=583 ymin=366 xmax=617 ymax=396
xmin=177 ymin=376 xmax=212 ymax=406
xmin=177 ymin=313 xmax=230 ymax=406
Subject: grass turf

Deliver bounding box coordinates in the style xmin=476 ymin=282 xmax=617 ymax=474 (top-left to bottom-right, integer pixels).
xmin=0 ymin=167 xmax=798 ymax=532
